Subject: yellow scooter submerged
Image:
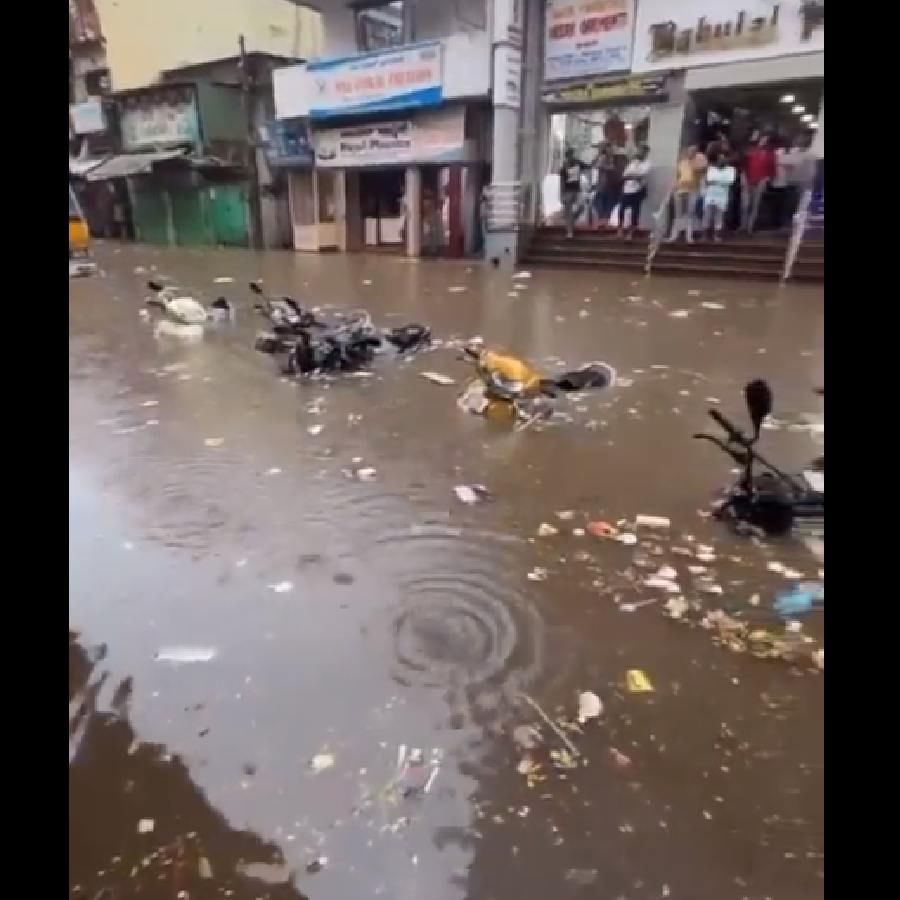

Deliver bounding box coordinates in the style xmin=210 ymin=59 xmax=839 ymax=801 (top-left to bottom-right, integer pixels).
xmin=458 ymin=346 xmax=616 ymax=427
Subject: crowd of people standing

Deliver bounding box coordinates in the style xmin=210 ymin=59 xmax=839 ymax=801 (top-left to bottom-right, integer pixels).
xmin=557 ymin=129 xmax=817 ymax=243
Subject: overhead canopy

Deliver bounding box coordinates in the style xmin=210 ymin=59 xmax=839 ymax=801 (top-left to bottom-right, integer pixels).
xmin=84 ymin=149 xmax=188 ymax=181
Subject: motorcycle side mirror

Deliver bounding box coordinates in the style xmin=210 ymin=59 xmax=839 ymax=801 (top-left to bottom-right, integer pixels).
xmin=744 ymin=379 xmax=772 ymax=439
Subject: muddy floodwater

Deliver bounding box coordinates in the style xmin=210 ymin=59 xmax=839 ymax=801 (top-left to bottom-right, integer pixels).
xmin=70 ymin=243 xmax=824 ymax=900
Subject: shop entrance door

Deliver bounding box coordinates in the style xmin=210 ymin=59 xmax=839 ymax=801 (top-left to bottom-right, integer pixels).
xmin=359 ymin=170 xmax=405 ymax=251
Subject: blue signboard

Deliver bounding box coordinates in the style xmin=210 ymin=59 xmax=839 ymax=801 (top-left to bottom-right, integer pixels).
xmin=263 ymin=119 xmax=314 ymax=168
xmin=307 ymin=42 xmax=443 ymax=120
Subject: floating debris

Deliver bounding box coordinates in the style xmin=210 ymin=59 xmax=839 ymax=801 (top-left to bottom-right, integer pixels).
xmin=669 ymin=309 xmax=690 ymax=318
xmin=626 ymin=669 xmax=655 ymax=694
xmin=155 ymin=646 xmax=216 ymax=664
xmin=519 ymin=693 xmax=580 ymax=758
xmin=663 ymin=596 xmax=690 ymax=620
xmin=356 ymin=467 xmax=378 ymax=481
xmin=447 ymin=286 xmax=467 ymax=293
xmin=309 ymin=752 xmax=335 ymax=773
xmin=204 ymin=437 xmax=225 ymax=448
xmin=306 ymin=856 xmax=328 ymax=874
xmin=635 ymin=514 xmax=671 ymax=529
xmin=513 ymin=270 xmax=532 ymax=280
xmin=577 ymin=691 xmax=603 ymax=724
xmin=307 ymin=424 xmax=324 ymax=436
xmin=454 ymin=484 xmax=489 ymax=505
xmin=701 ymin=301 xmax=725 ymax=310
xmin=587 ymin=520 xmax=618 ymax=539
xmin=421 ymin=371 xmax=456 ymax=386
xmin=774 ymin=582 xmax=824 ymax=617
xmin=609 ymin=747 xmax=632 ymax=768
xmin=537 ymin=522 xmax=559 ymax=537
xmin=512 ymin=724 xmax=542 ymax=751
xmin=527 ymin=567 xmax=548 ymax=582
xmin=213 ymin=276 xmax=235 ymax=284
xmin=198 ymin=857 xmax=213 ymax=879
xmin=137 ymin=818 xmax=155 ymax=834
xmin=268 ymin=581 xmax=294 ymax=593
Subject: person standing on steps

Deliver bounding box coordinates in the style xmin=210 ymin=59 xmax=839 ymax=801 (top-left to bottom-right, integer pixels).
xmin=769 ymin=136 xmax=796 ymax=232
xmin=701 ymin=153 xmax=736 ymax=242
xmin=590 ymin=144 xmax=620 ymax=229
xmin=742 ymin=134 xmax=775 ymax=233
xmin=667 ymin=145 xmax=706 ymax=243
xmin=618 ymin=145 xmax=651 ymax=241
xmin=559 ymin=147 xmax=585 ymax=239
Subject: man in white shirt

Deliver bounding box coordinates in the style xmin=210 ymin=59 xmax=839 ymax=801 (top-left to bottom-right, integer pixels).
xmin=618 ymin=145 xmax=651 ymax=240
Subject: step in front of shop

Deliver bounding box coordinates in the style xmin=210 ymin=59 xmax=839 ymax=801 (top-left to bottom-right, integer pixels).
xmin=523 ymin=231 xmax=823 ymax=283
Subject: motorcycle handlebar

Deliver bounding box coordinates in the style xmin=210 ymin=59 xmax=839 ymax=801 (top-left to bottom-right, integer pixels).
xmin=708 ymin=408 xmax=747 ymax=445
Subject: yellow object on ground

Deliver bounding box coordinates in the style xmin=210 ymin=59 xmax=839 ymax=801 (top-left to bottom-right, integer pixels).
xmin=69 ymin=184 xmax=91 ymax=256
xmin=626 ymin=669 xmax=655 ymax=693
xmin=475 ymin=349 xmax=543 ymax=399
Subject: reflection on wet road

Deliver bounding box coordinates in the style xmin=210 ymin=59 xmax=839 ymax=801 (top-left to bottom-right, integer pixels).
xmin=70 ymin=243 xmax=823 ymax=900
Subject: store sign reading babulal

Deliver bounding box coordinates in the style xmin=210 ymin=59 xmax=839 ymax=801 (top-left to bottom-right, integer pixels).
xmin=544 ymin=0 xmax=636 ymax=82
xmin=313 ymin=109 xmax=465 ymax=168
xmin=308 ymin=42 xmax=443 ymax=120
xmin=632 ymin=1 xmax=824 ymax=73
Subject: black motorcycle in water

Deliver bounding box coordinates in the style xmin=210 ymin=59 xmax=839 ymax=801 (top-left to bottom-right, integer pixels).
xmin=694 ymin=380 xmax=824 ymax=536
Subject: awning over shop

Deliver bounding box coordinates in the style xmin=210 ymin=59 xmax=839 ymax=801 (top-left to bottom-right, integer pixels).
xmin=84 ymin=149 xmax=188 ymax=181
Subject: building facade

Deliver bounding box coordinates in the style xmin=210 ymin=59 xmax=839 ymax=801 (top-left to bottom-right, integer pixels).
xmin=273 ymin=0 xmax=528 ymax=262
xmin=92 ymin=0 xmax=324 ymax=92
xmin=536 ymin=0 xmax=824 ymax=231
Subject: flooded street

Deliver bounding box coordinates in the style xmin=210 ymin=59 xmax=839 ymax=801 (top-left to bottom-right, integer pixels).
xmin=70 ymin=243 xmax=823 ymax=900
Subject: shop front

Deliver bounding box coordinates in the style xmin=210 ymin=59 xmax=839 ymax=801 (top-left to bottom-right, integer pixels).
xmin=307 ymin=106 xmax=485 ymax=257
xmin=631 ymin=0 xmax=825 ymax=232
xmin=274 ymin=39 xmax=490 ymax=258
xmin=541 ymin=73 xmax=675 ymax=226
xmin=538 ymin=0 xmax=687 ymax=229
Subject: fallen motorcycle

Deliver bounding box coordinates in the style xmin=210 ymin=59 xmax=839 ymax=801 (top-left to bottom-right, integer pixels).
xmin=251 ymin=283 xmax=430 ymax=376
xmin=458 ymin=345 xmax=615 ymax=426
xmin=694 ymin=379 xmax=824 ymax=536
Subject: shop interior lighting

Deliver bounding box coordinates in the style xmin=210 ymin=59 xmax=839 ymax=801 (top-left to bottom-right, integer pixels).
xmin=801 ymin=113 xmax=814 ymax=123
xmin=780 ymin=94 xmax=795 ymax=104
xmin=792 ymin=104 xmax=805 ymax=114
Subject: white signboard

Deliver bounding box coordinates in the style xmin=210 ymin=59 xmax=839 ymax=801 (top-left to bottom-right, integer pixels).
xmin=313 ymin=108 xmax=465 ymax=168
xmin=494 ymin=0 xmax=524 ymax=47
xmin=120 ymin=101 xmax=200 ymax=149
xmin=494 ymin=45 xmax=522 ymax=109
xmin=70 ymin=99 xmax=106 ymax=135
xmin=544 ymin=0 xmax=635 ymax=82
xmin=632 ymin=0 xmax=824 ymax=73
xmin=307 ymin=42 xmax=443 ymax=119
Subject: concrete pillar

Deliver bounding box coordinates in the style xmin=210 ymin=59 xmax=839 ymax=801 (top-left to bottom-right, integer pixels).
xmin=486 ymin=0 xmax=541 ymax=269
xmin=405 ymin=166 xmax=422 ymax=257
xmin=645 ymin=98 xmax=687 ymax=230
xmin=812 ymin=97 xmax=824 ymax=158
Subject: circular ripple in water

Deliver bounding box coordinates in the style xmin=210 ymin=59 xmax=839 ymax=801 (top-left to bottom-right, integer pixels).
xmin=376 ymin=526 xmax=545 ymax=697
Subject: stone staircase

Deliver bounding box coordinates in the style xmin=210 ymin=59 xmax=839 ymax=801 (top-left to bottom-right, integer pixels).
xmin=521 ymin=227 xmax=823 ymax=283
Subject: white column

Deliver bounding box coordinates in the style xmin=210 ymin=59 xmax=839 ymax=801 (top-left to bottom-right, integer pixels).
xmin=812 ymin=97 xmax=824 ymax=158
xmin=405 ymin=166 xmax=422 ymax=257
xmin=485 ymin=0 xmax=535 ymax=268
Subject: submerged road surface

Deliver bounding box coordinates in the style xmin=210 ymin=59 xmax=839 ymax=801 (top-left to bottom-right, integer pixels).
xmin=70 ymin=243 xmax=824 ymax=900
